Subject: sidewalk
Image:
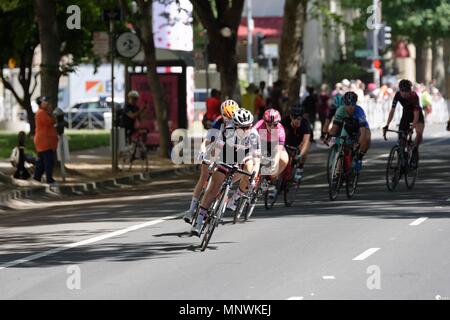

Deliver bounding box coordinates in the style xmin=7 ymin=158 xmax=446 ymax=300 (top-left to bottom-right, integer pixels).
xmin=0 ymin=146 xmax=196 ymax=209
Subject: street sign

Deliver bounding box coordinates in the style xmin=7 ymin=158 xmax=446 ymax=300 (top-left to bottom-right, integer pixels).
xmin=116 ymin=32 xmax=140 ymax=58
xmin=355 ymin=49 xmax=372 ymax=58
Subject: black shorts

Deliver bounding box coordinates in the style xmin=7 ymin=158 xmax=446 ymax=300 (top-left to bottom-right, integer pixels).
xmin=399 ymin=111 xmax=425 ymax=132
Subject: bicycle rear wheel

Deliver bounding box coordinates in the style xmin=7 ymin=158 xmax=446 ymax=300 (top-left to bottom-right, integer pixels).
xmin=329 ymin=152 xmax=344 ymax=201
xmin=386 ymin=146 xmax=401 ymax=192
xmin=405 ymin=146 xmax=419 ymax=190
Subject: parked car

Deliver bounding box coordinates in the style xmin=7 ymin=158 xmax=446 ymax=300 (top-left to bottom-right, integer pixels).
xmin=65 ymin=97 xmax=123 ymax=129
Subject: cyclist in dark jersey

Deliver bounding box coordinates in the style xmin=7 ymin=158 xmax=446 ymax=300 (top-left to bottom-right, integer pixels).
xmin=281 ymin=104 xmax=312 ymax=181
xmin=383 ymin=79 xmax=425 ymax=146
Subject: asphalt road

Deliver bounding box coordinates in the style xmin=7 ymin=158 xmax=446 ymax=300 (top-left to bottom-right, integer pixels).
xmin=0 ymin=125 xmax=449 ymax=300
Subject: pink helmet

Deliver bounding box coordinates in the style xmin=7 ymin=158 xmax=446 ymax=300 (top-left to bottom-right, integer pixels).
xmin=263 ymin=108 xmax=281 ymax=125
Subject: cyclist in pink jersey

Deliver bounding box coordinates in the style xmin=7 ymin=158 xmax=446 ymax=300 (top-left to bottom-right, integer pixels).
xmin=255 ymin=108 xmax=289 ymax=179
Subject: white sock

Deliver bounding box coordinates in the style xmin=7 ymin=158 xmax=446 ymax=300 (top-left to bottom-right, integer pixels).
xmin=189 ymin=197 xmax=199 ymax=212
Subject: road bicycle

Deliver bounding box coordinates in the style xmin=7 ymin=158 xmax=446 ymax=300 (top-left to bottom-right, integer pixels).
xmin=264 ymin=145 xmax=303 ymax=209
xmin=384 ymin=127 xmax=419 ymax=191
xmin=119 ymin=128 xmax=149 ymax=172
xmin=327 ymin=135 xmax=360 ymax=201
xmin=199 ymin=162 xmax=254 ymax=251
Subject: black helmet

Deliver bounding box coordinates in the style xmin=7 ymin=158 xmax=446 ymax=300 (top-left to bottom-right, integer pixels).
xmin=399 ymin=79 xmax=412 ymax=92
xmin=289 ymin=103 xmax=304 ymax=118
xmin=36 ymin=96 xmax=49 ymax=106
xmin=343 ymin=91 xmax=358 ymax=107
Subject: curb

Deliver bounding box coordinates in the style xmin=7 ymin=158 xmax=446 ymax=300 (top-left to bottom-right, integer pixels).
xmin=0 ymin=165 xmax=197 ymax=210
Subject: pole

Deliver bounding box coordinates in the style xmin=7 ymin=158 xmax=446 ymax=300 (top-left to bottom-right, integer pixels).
xmin=110 ymin=17 xmax=118 ymax=172
xmin=372 ymin=0 xmax=380 ymax=87
xmin=247 ymin=0 xmax=254 ymax=84
xmin=204 ymin=32 xmax=210 ymax=95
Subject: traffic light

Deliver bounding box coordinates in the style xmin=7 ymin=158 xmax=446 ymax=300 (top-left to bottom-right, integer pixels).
xmin=256 ymin=32 xmax=265 ymax=60
xmin=379 ymin=24 xmax=392 ymax=50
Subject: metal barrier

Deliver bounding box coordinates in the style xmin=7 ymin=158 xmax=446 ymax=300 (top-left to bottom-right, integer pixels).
xmin=66 ymin=108 xmax=111 ymax=130
xmin=360 ymin=98 xmax=449 ymax=129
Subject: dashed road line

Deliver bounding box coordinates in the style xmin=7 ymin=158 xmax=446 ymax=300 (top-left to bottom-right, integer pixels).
xmin=352 ymin=248 xmax=380 ymax=261
xmin=409 ymin=217 xmax=428 ymax=226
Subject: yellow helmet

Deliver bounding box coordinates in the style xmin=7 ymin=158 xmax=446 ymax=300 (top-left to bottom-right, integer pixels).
xmin=220 ymin=99 xmax=240 ymax=119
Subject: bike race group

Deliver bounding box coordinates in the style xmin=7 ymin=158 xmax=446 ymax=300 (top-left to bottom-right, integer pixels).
xmin=137 ymin=78 xmax=425 ymax=251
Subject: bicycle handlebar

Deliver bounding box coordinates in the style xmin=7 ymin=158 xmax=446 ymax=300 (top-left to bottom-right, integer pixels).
xmin=215 ymin=161 xmax=254 ymax=177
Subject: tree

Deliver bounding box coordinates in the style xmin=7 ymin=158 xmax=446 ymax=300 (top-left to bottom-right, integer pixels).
xmin=278 ymin=0 xmax=308 ymax=110
xmin=119 ymin=0 xmax=171 ymax=158
xmin=0 ymin=1 xmax=39 ymax=134
xmin=34 ymin=0 xmax=60 ymax=108
xmin=383 ymin=0 xmax=450 ymax=84
xmin=190 ymin=0 xmax=244 ymax=100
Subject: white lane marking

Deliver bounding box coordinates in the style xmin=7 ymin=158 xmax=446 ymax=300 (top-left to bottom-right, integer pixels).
xmin=7 ymin=192 xmax=193 ymax=209
xmin=287 ymin=296 xmax=304 ymax=300
xmin=0 ymin=214 xmax=183 ymax=270
xmin=409 ymin=217 xmax=428 ymax=226
xmin=322 ymin=276 xmax=335 ymax=280
xmin=352 ymin=248 xmax=380 ymax=261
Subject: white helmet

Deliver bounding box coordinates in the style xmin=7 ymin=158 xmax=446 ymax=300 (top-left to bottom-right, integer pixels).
xmin=128 ymin=90 xmax=139 ymax=99
xmin=232 ymin=109 xmax=254 ymax=128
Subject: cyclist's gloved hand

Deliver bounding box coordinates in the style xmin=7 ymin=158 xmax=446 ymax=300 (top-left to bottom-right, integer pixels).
xmin=296 ymin=154 xmax=303 ymax=162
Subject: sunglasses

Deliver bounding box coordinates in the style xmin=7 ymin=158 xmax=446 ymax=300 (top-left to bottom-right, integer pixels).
xmin=265 ymin=121 xmax=279 ymax=127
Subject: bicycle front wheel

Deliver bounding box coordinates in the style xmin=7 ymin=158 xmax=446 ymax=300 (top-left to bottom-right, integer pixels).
xmin=386 ymin=146 xmax=401 ymax=192
xmin=405 ymin=146 xmax=419 ymax=190
xmin=346 ymin=165 xmax=359 ymax=198
xmin=284 ymin=176 xmax=300 ymax=207
xmin=329 ymin=152 xmax=344 ymax=201
xmin=200 ymin=189 xmax=227 ymax=251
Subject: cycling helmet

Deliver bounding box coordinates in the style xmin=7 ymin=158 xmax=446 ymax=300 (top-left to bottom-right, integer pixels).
xmin=343 ymin=91 xmax=358 ymax=107
xmin=220 ymin=99 xmax=240 ymax=119
xmin=128 ymin=90 xmax=139 ymax=99
xmin=289 ymin=103 xmax=304 ymax=118
xmin=263 ymin=108 xmax=281 ymax=125
xmin=399 ymin=79 xmax=412 ymax=92
xmin=232 ymin=109 xmax=254 ymax=128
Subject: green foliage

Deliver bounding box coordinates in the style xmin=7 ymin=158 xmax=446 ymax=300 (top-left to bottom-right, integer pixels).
xmin=323 ymin=62 xmax=371 ymax=87
xmin=383 ymin=0 xmax=450 ymax=43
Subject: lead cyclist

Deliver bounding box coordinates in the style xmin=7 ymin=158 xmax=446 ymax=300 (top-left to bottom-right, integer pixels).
xmin=182 ymin=100 xmax=240 ymax=224
xmin=191 ymin=109 xmax=261 ymax=236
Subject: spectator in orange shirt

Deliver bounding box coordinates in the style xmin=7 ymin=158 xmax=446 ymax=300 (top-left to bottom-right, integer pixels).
xmin=33 ymin=96 xmax=58 ymax=184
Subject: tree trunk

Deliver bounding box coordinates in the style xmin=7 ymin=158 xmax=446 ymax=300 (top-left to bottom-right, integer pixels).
xmin=24 ymin=96 xmax=36 ymax=136
xmin=432 ymin=39 xmax=445 ymax=92
xmin=190 ymin=0 xmax=244 ymax=101
xmin=443 ymin=38 xmax=450 ymax=100
xmin=34 ymin=0 xmax=60 ymax=107
xmin=211 ymin=34 xmax=239 ymax=100
xmin=137 ymin=0 xmax=170 ymax=158
xmin=278 ymin=0 xmax=308 ymax=112
xmin=415 ymin=41 xmax=424 ymax=83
